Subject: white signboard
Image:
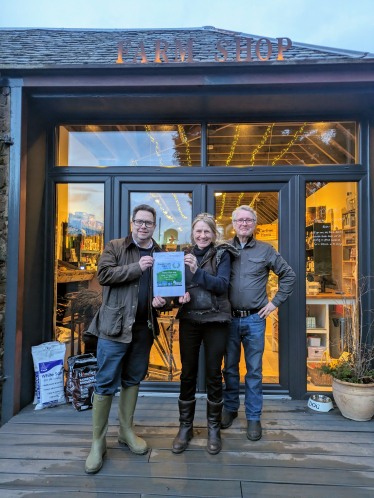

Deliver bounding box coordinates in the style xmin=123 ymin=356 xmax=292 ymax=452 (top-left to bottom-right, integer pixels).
xmin=153 ymin=251 xmax=185 ymax=297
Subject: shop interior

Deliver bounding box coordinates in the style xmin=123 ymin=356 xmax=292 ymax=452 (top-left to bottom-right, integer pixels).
xmin=305 ymin=181 xmax=358 ymax=391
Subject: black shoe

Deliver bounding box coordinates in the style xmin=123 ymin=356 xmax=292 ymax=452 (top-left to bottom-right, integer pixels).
xmin=247 ymin=420 xmax=262 ymax=441
xmin=207 ymin=399 xmax=223 ymax=455
xmin=221 ymin=409 xmax=238 ymax=429
xmin=172 ymin=398 xmax=196 ymax=454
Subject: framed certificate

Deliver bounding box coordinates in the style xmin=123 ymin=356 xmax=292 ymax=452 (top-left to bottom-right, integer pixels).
xmin=153 ymin=251 xmax=185 ymax=297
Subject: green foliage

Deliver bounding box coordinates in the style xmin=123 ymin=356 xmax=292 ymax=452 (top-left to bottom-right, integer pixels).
xmin=320 ymin=364 xmax=374 ymax=384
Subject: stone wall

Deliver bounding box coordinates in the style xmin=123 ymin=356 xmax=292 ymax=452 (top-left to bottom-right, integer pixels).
xmin=0 ymin=86 xmax=11 ymax=411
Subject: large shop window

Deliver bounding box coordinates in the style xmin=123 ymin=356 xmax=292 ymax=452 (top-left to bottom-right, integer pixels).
xmin=58 ymin=125 xmax=201 ymax=167
xmin=131 ymin=192 xmax=193 ymax=382
xmin=305 ymin=182 xmax=358 ymax=392
xmin=54 ymin=184 xmax=104 ymax=359
xmin=214 ymin=191 xmax=280 ymax=384
xmin=207 ymin=122 xmax=356 ymax=166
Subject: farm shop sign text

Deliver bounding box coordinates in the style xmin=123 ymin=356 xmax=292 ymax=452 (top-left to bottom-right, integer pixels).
xmin=116 ymin=37 xmax=292 ymax=64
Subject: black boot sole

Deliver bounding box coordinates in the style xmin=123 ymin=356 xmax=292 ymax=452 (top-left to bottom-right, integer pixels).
xmin=172 ymin=436 xmax=193 ymax=454
xmin=247 ymin=433 xmax=262 ymax=441
xmin=207 ymin=445 xmax=222 ymax=455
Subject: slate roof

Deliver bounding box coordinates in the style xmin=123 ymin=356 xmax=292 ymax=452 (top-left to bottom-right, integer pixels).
xmin=0 ymin=26 xmax=373 ymax=68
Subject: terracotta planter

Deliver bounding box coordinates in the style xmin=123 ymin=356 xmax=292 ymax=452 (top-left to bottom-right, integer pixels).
xmin=332 ymin=377 xmax=374 ymax=421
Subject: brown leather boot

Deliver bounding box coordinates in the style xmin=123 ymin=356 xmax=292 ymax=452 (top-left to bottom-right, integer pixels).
xmin=207 ymin=399 xmax=223 ymax=455
xmin=172 ymin=398 xmax=196 ymax=454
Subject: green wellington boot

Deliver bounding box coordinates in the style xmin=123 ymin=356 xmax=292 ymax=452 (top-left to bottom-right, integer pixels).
xmin=85 ymin=393 xmax=113 ymax=474
xmin=118 ymin=385 xmax=148 ymax=455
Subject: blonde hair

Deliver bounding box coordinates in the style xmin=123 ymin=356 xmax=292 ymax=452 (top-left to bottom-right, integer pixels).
xmin=191 ymin=213 xmax=219 ymax=244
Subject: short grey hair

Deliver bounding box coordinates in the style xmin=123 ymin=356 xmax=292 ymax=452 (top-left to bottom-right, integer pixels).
xmin=232 ymin=205 xmax=257 ymax=224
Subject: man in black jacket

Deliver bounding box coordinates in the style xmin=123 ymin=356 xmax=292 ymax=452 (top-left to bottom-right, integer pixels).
xmin=85 ymin=204 xmax=166 ymax=474
xmin=222 ymin=205 xmax=296 ymax=441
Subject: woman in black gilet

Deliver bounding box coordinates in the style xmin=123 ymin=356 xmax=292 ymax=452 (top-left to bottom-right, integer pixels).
xmin=172 ymin=213 xmax=238 ymax=455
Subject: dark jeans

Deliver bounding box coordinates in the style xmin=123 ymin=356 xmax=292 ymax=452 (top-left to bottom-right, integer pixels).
xmin=222 ymin=314 xmax=266 ymax=421
xmin=95 ymin=322 xmax=154 ymax=395
xmin=179 ymin=320 xmax=229 ymax=403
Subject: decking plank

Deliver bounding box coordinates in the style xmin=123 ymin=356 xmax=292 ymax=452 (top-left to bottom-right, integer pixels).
xmin=1 ymin=433 xmax=373 ymax=457
xmin=6 ymin=413 xmax=371 ymax=432
xmin=0 ymin=460 xmax=374 ymax=487
xmin=0 ymin=474 xmax=242 ymax=497
xmin=0 ymin=445 xmax=150 ymax=462
xmin=1 ymin=424 xmax=374 ymax=443
xmin=241 ymin=482 xmax=374 ymax=498
xmin=0 ymin=493 xmax=140 ymax=498
xmin=9 ymin=407 xmax=346 ymax=422
xmin=149 ymin=448 xmax=374 ymax=471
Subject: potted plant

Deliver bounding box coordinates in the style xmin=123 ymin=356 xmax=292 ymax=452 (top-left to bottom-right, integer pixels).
xmin=320 ymin=277 xmax=374 ymax=422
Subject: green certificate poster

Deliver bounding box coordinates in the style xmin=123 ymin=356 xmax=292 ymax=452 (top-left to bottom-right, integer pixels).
xmin=153 ymin=251 xmax=185 ymax=297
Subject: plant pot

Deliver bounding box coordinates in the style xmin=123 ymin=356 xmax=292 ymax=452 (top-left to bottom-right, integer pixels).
xmin=332 ymin=378 xmax=374 ymax=421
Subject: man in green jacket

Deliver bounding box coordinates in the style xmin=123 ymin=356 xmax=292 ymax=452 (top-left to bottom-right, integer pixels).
xmin=222 ymin=205 xmax=296 ymax=441
xmin=85 ymin=204 xmax=166 ymax=474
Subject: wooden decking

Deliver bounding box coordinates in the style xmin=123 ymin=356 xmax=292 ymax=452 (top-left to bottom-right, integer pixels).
xmin=0 ymin=395 xmax=374 ymax=497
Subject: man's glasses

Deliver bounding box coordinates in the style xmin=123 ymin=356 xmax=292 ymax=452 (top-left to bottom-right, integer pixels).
xmin=234 ymin=219 xmax=256 ymax=225
xmin=133 ymin=219 xmax=155 ymax=228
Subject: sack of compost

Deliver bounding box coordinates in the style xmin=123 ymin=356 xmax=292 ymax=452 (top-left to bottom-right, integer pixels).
xmin=32 ymin=341 xmax=66 ymax=410
xmin=65 ymin=353 xmax=98 ymax=411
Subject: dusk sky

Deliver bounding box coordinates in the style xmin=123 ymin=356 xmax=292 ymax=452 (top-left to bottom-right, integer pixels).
xmin=1 ymin=0 xmax=374 ymax=53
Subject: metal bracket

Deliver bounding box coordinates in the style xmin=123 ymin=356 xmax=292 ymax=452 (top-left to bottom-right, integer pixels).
xmin=0 ymin=135 xmax=14 ymax=146
xmin=0 ymin=375 xmax=8 ymax=383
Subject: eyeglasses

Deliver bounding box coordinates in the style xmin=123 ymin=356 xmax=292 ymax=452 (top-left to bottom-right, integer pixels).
xmin=234 ymin=218 xmax=256 ymax=225
xmin=133 ymin=219 xmax=155 ymax=228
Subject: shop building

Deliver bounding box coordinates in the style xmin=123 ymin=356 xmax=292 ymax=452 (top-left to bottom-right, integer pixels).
xmin=0 ymin=26 xmax=373 ymax=424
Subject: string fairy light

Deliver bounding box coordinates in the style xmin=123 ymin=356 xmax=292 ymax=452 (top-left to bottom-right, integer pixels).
xmin=251 ymin=124 xmax=274 ymax=166
xmin=150 ymin=193 xmax=174 ymax=221
xmin=172 ymin=193 xmax=188 ymax=219
xmin=218 ymin=193 xmax=227 ymax=219
xmin=144 ymin=125 xmax=163 ymax=166
xmin=236 ymin=192 xmax=245 ymax=208
xmin=149 ymin=192 xmax=187 ymax=221
xmin=226 ymin=125 xmax=241 ymax=166
xmin=272 ymin=122 xmax=307 ymax=166
xmin=250 ymin=192 xmax=260 ymax=208
xmin=178 ymin=125 xmax=192 ymax=167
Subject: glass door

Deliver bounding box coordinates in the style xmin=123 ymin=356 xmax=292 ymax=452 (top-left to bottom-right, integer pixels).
xmin=116 ymin=182 xmax=202 ymax=387
xmin=207 ymin=184 xmax=289 ymax=392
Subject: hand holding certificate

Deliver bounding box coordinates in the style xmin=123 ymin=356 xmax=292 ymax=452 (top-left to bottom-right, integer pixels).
xmin=153 ymin=252 xmax=186 ymax=297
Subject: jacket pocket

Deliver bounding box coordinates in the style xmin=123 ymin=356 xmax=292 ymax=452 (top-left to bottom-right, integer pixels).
xmin=101 ymin=305 xmax=123 ymax=337
xmin=247 ymin=257 xmax=266 ymax=276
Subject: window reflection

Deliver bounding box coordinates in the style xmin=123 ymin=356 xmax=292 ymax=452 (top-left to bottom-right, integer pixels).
xmin=208 ymin=122 xmax=356 ymax=166
xmin=55 ymin=184 xmax=104 ymax=361
xmin=306 ymin=182 xmax=358 ymax=391
xmin=58 ymin=125 xmax=201 ymax=167
xmin=215 ymin=191 xmax=280 ymax=384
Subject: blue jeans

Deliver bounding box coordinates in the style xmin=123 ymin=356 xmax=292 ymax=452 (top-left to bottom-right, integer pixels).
xmin=222 ymin=314 xmax=266 ymax=421
xmin=95 ymin=322 xmax=154 ymax=395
